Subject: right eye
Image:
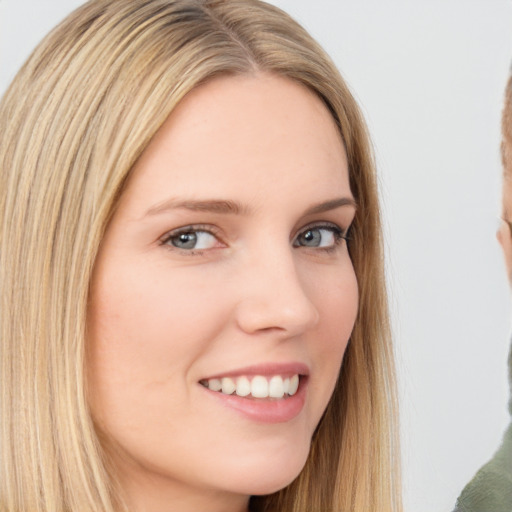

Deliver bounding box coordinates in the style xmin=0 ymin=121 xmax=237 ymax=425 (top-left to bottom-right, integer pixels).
xmin=161 ymin=227 xmax=221 ymax=251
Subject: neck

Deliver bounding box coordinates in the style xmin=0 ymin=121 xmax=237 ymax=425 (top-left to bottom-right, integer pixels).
xmin=115 ymin=463 xmax=251 ymax=512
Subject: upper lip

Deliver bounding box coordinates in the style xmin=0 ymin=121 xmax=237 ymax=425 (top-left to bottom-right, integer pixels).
xmin=200 ymin=362 xmax=310 ymax=381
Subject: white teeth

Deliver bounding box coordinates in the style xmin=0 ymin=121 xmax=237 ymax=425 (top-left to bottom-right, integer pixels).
xmin=269 ymin=376 xmax=284 ymax=398
xmin=251 ymin=376 xmax=269 ymax=398
xmin=235 ymin=376 xmax=251 ymax=397
xmin=221 ymin=377 xmax=236 ymax=395
xmin=203 ymin=374 xmax=301 ymax=399
xmin=283 ymin=377 xmax=290 ymax=395
xmin=209 ymin=378 xmax=222 ymax=392
xmin=288 ymin=375 xmax=299 ymax=396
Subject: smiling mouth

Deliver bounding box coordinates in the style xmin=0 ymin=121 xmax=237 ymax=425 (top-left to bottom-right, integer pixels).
xmin=199 ymin=374 xmax=301 ymax=400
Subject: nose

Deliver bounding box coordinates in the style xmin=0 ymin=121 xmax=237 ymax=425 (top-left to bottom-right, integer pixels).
xmin=234 ymin=248 xmax=320 ymax=338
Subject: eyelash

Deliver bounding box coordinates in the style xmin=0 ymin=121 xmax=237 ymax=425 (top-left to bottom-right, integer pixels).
xmin=159 ymin=222 xmax=350 ymax=255
xmin=159 ymin=224 xmax=222 ymax=255
xmin=292 ymin=222 xmax=349 ymax=253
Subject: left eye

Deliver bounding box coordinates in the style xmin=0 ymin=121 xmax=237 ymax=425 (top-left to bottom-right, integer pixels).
xmin=166 ymin=230 xmax=218 ymax=250
xmin=293 ymin=226 xmax=343 ymax=248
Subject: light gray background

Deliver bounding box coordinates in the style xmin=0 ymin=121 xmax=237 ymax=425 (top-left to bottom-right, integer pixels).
xmin=1 ymin=2 xmax=512 ymax=511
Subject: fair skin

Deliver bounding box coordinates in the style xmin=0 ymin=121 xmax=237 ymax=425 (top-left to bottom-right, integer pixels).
xmin=498 ymin=176 xmax=512 ymax=283
xmin=87 ymin=73 xmax=358 ymax=512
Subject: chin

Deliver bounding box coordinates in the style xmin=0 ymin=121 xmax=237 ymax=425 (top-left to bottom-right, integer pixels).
xmin=220 ymin=441 xmax=311 ymax=497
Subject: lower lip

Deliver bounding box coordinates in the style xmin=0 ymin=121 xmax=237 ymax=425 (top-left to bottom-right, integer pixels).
xmin=201 ymin=378 xmax=308 ymax=424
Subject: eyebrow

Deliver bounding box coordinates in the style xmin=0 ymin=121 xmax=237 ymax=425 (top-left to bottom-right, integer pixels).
xmin=144 ymin=196 xmax=357 ymax=218
xmin=303 ymin=197 xmax=357 ymax=215
xmin=145 ymin=199 xmax=248 ymax=217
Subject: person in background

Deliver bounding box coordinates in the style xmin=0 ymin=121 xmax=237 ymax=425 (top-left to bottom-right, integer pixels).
xmin=453 ymin=73 xmax=512 ymax=512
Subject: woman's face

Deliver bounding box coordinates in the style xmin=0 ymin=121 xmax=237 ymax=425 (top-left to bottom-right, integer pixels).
xmin=87 ymin=73 xmax=358 ymax=511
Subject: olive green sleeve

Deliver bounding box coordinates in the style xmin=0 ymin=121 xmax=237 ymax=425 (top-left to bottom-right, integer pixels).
xmin=453 ymin=344 xmax=512 ymax=512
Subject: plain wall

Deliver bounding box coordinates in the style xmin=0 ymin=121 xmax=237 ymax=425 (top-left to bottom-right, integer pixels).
xmin=2 ymin=2 xmax=512 ymax=511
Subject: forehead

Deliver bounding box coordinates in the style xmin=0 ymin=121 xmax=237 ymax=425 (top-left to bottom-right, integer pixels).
xmin=120 ymin=73 xmax=350 ymax=213
xmin=151 ymin=72 xmax=344 ymax=166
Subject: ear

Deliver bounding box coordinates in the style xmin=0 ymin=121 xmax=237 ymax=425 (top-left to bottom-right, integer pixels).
xmin=497 ymin=219 xmax=512 ymax=283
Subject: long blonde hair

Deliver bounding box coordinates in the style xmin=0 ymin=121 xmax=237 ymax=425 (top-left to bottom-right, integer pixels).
xmin=0 ymin=1 xmax=401 ymax=510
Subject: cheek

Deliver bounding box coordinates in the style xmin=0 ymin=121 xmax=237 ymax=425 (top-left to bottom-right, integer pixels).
xmin=327 ymin=269 xmax=358 ymax=331
xmin=316 ymin=260 xmax=358 ymax=346
xmin=306 ymin=262 xmax=358 ymax=419
xmin=86 ymin=260 xmax=231 ymax=425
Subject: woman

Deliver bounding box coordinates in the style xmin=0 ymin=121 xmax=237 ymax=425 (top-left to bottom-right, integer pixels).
xmin=0 ymin=1 xmax=401 ymax=511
